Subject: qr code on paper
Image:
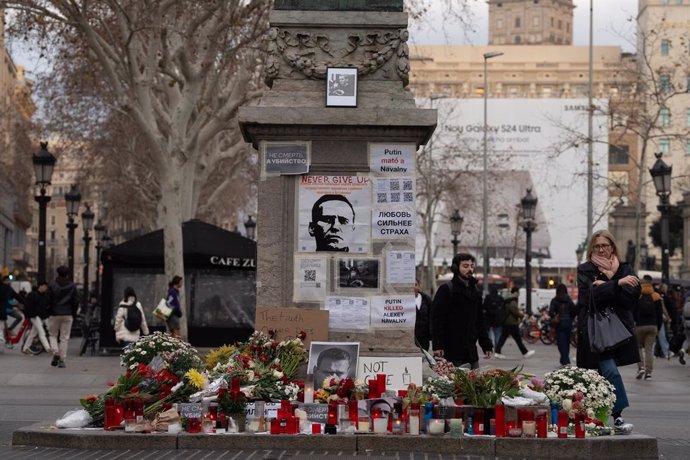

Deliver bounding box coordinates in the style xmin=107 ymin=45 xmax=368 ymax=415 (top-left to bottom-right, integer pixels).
xmin=304 ymin=270 xmax=316 ymax=282
xmin=404 ymin=192 xmax=414 ymax=202
xmin=391 ymin=193 xmax=400 ymax=202
xmin=390 ymin=181 xmax=400 ymax=191
xmin=377 ymin=193 xmax=387 ymax=203
xmin=403 ymin=180 xmax=413 ymax=191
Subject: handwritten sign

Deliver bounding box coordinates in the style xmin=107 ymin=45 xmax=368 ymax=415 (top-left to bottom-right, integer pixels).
xmin=298 ymin=403 xmax=330 ymax=423
xmin=255 ymin=307 xmax=328 ymax=347
xmin=356 ymin=356 xmax=423 ymax=391
xmin=177 ymin=403 xmax=202 ymax=418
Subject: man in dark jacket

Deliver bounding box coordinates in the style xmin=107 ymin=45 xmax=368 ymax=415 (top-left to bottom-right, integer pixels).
xmin=21 ymin=281 xmax=52 ymax=354
xmin=482 ymin=286 xmax=505 ymax=347
xmin=414 ymin=279 xmax=432 ymax=350
xmin=1 ymin=275 xmax=24 ymax=351
xmin=431 ymin=253 xmax=493 ymax=368
xmin=47 ymin=266 xmax=79 ymax=368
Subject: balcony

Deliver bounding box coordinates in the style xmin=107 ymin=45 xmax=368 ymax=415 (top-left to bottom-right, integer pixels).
xmin=11 ymin=246 xmax=31 ymax=267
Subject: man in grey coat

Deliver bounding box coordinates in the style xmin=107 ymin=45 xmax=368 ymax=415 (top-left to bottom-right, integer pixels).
xmin=48 ymin=266 xmax=79 ymax=368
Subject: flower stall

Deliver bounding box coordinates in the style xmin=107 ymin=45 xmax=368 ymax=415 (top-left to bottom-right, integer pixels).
xmin=61 ymin=331 xmax=618 ymax=438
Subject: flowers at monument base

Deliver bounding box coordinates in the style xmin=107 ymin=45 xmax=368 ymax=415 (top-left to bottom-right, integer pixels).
xmin=454 ymin=367 xmax=522 ymax=408
xmin=120 ymin=331 xmax=203 ymax=378
xmin=543 ymin=366 xmax=616 ymax=423
xmin=314 ymin=376 xmax=367 ymax=402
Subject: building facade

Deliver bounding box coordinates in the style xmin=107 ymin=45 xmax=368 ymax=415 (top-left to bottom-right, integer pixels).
xmin=488 ymin=0 xmax=575 ymax=46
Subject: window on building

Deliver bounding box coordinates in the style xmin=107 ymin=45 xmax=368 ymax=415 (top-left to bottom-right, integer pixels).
xmin=558 ymin=20 xmax=562 ymax=30
xmin=609 ymin=145 xmax=630 ymax=165
xmin=533 ymin=16 xmax=539 ymax=26
xmin=497 ymin=18 xmax=503 ymax=29
xmin=676 ymin=0 xmax=683 ymax=4
xmin=50 ymin=215 xmax=55 ymax=225
xmin=660 ymin=108 xmax=671 ymax=127
xmin=660 ymin=74 xmax=671 ymax=92
xmin=515 ymin=35 xmax=521 ymax=44
xmin=661 ymin=39 xmax=670 ymax=56
xmin=515 ymin=17 xmax=521 ymax=28
xmin=567 ymin=23 xmax=570 ymax=33
xmin=687 ymin=75 xmax=690 ymax=91
xmin=551 ymin=17 xmax=554 ymax=27
xmin=659 ymin=138 xmax=670 ymax=155
xmin=686 ymin=139 xmax=690 ymax=155
xmin=50 ymin=230 xmax=56 ymax=241
xmin=686 ymin=108 xmax=690 ymax=126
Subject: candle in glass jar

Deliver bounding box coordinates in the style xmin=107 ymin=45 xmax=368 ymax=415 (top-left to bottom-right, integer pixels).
xmin=575 ymin=413 xmax=585 ymax=438
xmin=376 ymin=374 xmax=387 ymax=395
xmin=368 ymin=379 xmax=378 ymax=398
xmin=428 ymin=419 xmax=445 ymax=435
xmin=358 ymin=416 xmax=370 ymax=433
xmin=373 ymin=417 xmax=388 ymax=434
xmin=392 ymin=418 xmax=405 ymax=435
xmin=304 ymin=386 xmax=314 ymax=404
xmin=450 ymin=418 xmax=464 ymax=438
xmin=557 ymin=410 xmax=569 ymax=438
xmin=408 ymin=414 xmax=420 ymax=435
xmin=522 ymin=420 xmax=536 ymax=438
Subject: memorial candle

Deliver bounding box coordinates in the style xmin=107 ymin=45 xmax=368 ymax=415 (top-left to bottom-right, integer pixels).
xmin=376 ymin=374 xmax=386 ymax=395
xmin=575 ymin=413 xmax=585 ymax=438
xmin=368 ymin=379 xmax=379 ymax=398
xmin=557 ymin=410 xmax=569 ymax=438
xmin=495 ymin=404 xmax=505 ymax=437
xmin=428 ymin=419 xmax=445 ymax=435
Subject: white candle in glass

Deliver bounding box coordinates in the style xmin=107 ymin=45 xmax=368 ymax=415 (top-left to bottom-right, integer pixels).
xmin=373 ymin=418 xmax=388 ymax=434
xmin=408 ymin=415 xmax=420 ymax=435
xmin=304 ymin=387 xmax=314 ymax=404
xmin=428 ymin=419 xmax=445 ymax=435
xmin=358 ymin=418 xmax=371 ymax=433
xmin=522 ymin=420 xmax=536 ymax=437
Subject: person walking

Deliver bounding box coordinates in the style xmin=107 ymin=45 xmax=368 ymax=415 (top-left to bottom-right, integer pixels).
xmin=549 ymin=283 xmax=576 ymax=366
xmin=21 ymin=281 xmax=52 ymax=354
xmin=47 ymin=265 xmax=79 ymax=368
xmin=431 ymin=253 xmax=494 ymax=369
xmin=494 ymin=287 xmax=535 ymax=359
xmin=1 ymin=275 xmax=24 ymax=351
xmin=166 ymin=276 xmax=183 ymax=337
xmin=634 ymin=276 xmax=663 ymax=380
xmin=414 ymin=279 xmax=432 ymax=351
xmin=114 ymin=287 xmax=149 ymax=347
xmin=576 ymin=229 xmax=639 ymax=434
xmin=483 ymin=285 xmax=505 ymax=348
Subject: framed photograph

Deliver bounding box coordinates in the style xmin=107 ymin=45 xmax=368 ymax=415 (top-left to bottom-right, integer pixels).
xmin=307 ymin=341 xmax=360 ymax=384
xmin=326 ymin=67 xmax=358 ymax=107
xmin=336 ymin=257 xmax=380 ymax=290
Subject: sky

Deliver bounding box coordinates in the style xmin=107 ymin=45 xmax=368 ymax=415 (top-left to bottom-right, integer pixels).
xmin=408 ymin=0 xmax=638 ymax=52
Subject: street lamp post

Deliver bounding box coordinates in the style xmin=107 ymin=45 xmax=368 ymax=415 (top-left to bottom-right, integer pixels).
xmin=93 ymin=221 xmax=107 ymax=305
xmin=32 ymin=142 xmax=57 ymax=283
xmin=244 ymin=215 xmax=256 ymax=240
xmin=649 ymin=152 xmax=673 ymax=284
xmin=450 ymin=209 xmax=463 ymax=256
xmin=64 ymin=185 xmax=81 ymax=280
xmin=520 ymin=188 xmax=538 ymax=315
xmin=482 ymin=50 xmax=504 ymax=297
xmin=81 ymin=204 xmax=95 ymax=309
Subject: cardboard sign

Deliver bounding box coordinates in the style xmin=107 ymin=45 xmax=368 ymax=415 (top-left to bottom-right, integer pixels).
xmin=369 ymin=143 xmax=415 ymax=174
xmin=298 ymin=403 xmax=330 ymax=423
xmin=370 ymin=295 xmax=415 ymax=328
xmin=255 ymin=307 xmax=329 ymax=347
xmin=245 ymin=402 xmax=281 ymax=418
xmin=177 ymin=403 xmax=202 ymax=418
xmin=357 ymin=356 xmax=423 ymax=391
xmin=263 ymin=141 xmax=310 ymax=175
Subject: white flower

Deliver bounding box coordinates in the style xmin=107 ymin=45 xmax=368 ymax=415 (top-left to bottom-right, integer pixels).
xmin=273 ymin=370 xmax=284 ymax=379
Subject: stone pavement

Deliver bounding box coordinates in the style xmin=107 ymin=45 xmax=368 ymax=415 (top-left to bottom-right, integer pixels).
xmin=1 ymin=337 xmax=688 ymax=459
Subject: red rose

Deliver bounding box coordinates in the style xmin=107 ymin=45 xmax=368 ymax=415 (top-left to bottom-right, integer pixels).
xmin=131 ymin=386 xmax=140 ymax=393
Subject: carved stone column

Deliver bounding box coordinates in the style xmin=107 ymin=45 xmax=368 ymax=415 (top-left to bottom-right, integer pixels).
xmin=239 ymin=2 xmax=436 ymax=354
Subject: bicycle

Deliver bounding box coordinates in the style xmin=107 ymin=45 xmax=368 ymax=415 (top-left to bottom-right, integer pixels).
xmin=3 ymin=317 xmax=46 ymax=355
xmin=519 ymin=314 xmax=541 ymax=344
xmin=78 ymin=307 xmax=101 ymax=356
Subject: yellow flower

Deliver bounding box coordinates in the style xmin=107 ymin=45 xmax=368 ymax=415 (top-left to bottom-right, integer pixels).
xmin=185 ymin=369 xmax=208 ymax=390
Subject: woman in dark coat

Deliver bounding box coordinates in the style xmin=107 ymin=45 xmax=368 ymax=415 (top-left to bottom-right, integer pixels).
xmin=549 ymin=283 xmax=576 ymax=366
xmin=576 ymin=229 xmax=640 ymax=434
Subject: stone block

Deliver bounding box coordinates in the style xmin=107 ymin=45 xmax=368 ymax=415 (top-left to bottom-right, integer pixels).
xmin=494 ymin=435 xmax=658 ymax=460
xmin=356 ymin=434 xmax=495 ymax=456
xmin=177 ymin=433 xmax=358 ymax=450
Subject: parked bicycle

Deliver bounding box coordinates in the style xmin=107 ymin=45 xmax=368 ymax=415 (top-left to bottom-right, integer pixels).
xmin=3 ymin=317 xmax=46 ymax=355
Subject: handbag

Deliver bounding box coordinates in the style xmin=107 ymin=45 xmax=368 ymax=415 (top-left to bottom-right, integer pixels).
xmin=586 ymin=284 xmax=632 ymax=353
xmin=153 ymin=298 xmax=173 ymax=320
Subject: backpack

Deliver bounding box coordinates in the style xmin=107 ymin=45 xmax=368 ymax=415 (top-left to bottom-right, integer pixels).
xmin=637 ymin=294 xmax=656 ymax=322
xmin=125 ymin=303 xmax=143 ymax=332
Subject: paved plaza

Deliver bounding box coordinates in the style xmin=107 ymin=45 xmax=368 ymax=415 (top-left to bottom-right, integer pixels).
xmin=0 ymin=337 xmax=688 ymax=459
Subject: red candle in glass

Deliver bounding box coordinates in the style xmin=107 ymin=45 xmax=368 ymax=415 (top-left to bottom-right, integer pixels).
xmin=348 ymin=400 xmax=359 ymax=422
xmin=270 ymin=418 xmax=280 ymax=435
xmin=368 ymin=379 xmax=378 ymax=398
xmin=505 ymin=420 xmax=516 ymax=435
xmin=327 ymin=401 xmax=338 ymax=426
xmin=209 ymin=404 xmax=218 ymax=422
xmin=536 ymin=410 xmax=548 ymax=438
xmin=495 ymin=404 xmax=505 ymax=437
xmin=312 ymin=423 xmax=321 ymax=434
xmin=376 ymin=374 xmax=387 ymax=396
xmin=231 ymin=377 xmax=241 ymax=393
xmin=187 ymin=417 xmax=202 ymax=433
xmin=575 ymin=413 xmax=585 ymax=438
xmin=557 ymin=410 xmax=569 ymax=438
xmin=397 ymin=389 xmax=407 ymax=397
xmin=474 ymin=408 xmax=484 ymax=435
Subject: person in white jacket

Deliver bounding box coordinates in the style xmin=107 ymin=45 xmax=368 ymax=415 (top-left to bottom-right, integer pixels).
xmin=114 ymin=287 xmax=149 ymax=346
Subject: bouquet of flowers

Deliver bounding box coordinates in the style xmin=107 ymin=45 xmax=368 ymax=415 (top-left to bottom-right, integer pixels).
xmin=314 ymin=376 xmax=363 ymax=402
xmin=431 ymin=358 xmax=457 ymax=378
xmin=543 ymin=366 xmax=616 ymax=423
xmin=423 ymin=375 xmax=456 ymax=400
xmin=454 ymin=367 xmax=521 ymax=408
xmin=121 ymin=332 xmax=203 ymax=378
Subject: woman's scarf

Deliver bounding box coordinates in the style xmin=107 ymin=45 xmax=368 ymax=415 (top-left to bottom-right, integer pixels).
xmin=590 ymin=253 xmax=620 ymax=280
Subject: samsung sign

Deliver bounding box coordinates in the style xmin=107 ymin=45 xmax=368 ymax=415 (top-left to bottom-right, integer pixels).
xmin=210 ymin=256 xmax=256 ymax=268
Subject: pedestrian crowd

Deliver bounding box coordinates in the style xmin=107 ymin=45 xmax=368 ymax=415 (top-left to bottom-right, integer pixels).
xmin=2 ymin=268 xmax=184 ymax=368
xmin=414 ymin=228 xmax=690 ymax=436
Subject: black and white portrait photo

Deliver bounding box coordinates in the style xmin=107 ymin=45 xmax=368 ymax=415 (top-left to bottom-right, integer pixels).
xmin=337 ymin=258 xmax=380 ymax=289
xmin=308 ymin=342 xmax=360 ymax=385
xmin=326 ymin=67 xmax=357 ymax=107
xmin=298 ymin=175 xmax=371 ymax=253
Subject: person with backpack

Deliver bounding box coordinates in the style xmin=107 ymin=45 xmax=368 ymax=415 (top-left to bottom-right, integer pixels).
xmin=634 ymin=275 xmax=663 ymax=380
xmin=494 ymin=287 xmax=535 ymax=360
xmin=47 ymin=265 xmax=79 ymax=368
xmin=114 ymin=286 xmax=149 ymax=346
xmin=482 ymin=286 xmax=505 ymax=347
xmin=21 ymin=281 xmax=52 ymax=355
xmin=549 ymin=283 xmax=576 ymax=366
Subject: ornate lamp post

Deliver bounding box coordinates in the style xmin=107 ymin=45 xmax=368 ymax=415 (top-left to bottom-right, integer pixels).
xmin=520 ymin=188 xmax=538 ymax=315
xmin=449 ymin=209 xmax=463 ymax=256
xmin=649 ymin=152 xmax=673 ymax=284
xmin=482 ymin=50 xmax=504 ymax=298
xmin=81 ymin=204 xmax=95 ymax=309
xmin=64 ymin=185 xmax=81 ymax=280
xmin=244 ymin=215 xmax=256 ymax=240
xmin=93 ymin=221 xmax=107 ymax=305
xmin=32 ymin=142 xmax=57 ymax=282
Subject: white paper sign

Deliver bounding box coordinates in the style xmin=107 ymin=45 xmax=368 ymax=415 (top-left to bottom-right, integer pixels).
xmin=357 ymin=356 xmax=423 ymax=390
xmin=386 ymin=251 xmax=416 ymax=285
xmin=370 ymin=295 xmax=415 ymax=328
xmin=325 ymin=296 xmax=370 ymax=330
xmin=297 ymin=175 xmax=371 ymax=253
xmin=293 ymin=256 xmax=328 ymax=302
xmin=374 ymin=177 xmax=415 ymax=206
xmin=369 ymin=143 xmax=415 ymax=174
xmin=371 ymin=209 xmax=416 ymax=240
